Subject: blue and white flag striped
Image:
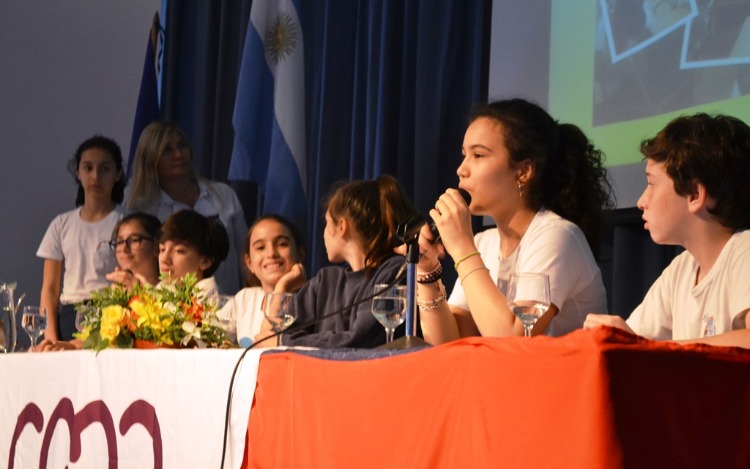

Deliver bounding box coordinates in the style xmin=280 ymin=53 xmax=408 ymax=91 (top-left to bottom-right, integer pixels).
xmin=127 ymin=12 xmax=162 ymax=181
xmin=229 ymin=0 xmax=307 ymax=219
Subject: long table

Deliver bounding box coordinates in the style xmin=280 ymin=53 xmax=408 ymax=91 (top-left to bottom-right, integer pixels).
xmin=4 ymin=328 xmax=750 ymax=468
xmin=244 ymin=327 xmax=750 ymax=468
xmin=1 ymin=348 xmax=262 ymax=468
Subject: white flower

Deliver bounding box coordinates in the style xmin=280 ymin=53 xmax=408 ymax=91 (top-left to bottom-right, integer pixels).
xmin=181 ymin=321 xmax=202 ymax=346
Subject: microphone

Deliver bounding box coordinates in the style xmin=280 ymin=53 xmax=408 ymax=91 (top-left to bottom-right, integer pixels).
xmin=398 ymin=188 xmax=472 ymax=244
xmin=430 ymin=188 xmax=471 ymax=243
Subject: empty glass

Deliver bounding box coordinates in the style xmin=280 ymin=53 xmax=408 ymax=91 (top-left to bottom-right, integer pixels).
xmin=0 ymin=282 xmax=21 ymax=353
xmin=21 ymin=306 xmax=48 ymax=350
xmin=214 ymin=294 xmax=237 ymax=342
xmin=262 ymin=292 xmax=297 ymax=346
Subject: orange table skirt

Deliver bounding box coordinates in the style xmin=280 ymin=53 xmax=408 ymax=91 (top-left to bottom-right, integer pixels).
xmin=244 ymin=327 xmax=750 ymax=468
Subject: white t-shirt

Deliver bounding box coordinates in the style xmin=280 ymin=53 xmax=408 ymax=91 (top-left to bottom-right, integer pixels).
xmin=157 ymin=276 xmax=219 ymax=298
xmin=195 ymin=276 xmax=220 ymax=301
xmin=126 ymin=179 xmax=248 ymax=295
xmin=36 ymin=206 xmax=127 ymax=304
xmin=449 ymin=209 xmax=608 ymax=337
xmin=217 ymin=286 xmax=265 ymax=348
xmin=626 ymin=230 xmax=750 ymax=340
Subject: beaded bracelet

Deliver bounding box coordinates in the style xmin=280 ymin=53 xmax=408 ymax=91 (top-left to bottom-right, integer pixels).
xmin=417 ymin=262 xmax=442 ymax=284
xmin=454 ymin=250 xmax=480 ymax=271
xmin=417 ymin=282 xmax=448 ymax=311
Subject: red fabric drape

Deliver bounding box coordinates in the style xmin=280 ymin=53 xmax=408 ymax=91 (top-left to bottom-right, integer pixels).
xmin=244 ymin=327 xmax=750 ymax=468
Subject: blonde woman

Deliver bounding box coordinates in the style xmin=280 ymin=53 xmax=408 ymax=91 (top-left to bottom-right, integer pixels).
xmin=126 ymin=121 xmax=247 ymax=294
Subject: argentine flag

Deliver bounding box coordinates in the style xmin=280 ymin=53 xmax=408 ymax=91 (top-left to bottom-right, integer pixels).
xmin=229 ymin=0 xmax=307 ymax=219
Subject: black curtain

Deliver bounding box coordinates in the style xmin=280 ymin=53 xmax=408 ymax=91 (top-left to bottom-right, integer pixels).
xmin=161 ymin=0 xmax=488 ymax=287
xmin=161 ymin=0 xmax=260 ymax=221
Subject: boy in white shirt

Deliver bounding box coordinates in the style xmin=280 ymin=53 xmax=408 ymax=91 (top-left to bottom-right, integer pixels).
xmin=586 ymin=113 xmax=750 ymax=347
xmin=158 ymin=210 xmax=229 ymax=300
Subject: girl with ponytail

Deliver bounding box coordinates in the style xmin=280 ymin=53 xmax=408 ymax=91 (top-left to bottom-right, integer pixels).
xmin=255 ymin=175 xmax=418 ymax=348
xmin=416 ymin=98 xmax=615 ymax=342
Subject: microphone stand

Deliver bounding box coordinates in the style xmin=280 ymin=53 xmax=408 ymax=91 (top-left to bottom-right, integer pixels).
xmin=380 ymin=230 xmax=429 ymax=349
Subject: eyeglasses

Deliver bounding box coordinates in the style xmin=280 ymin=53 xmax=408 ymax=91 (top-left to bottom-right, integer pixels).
xmin=109 ymin=234 xmax=153 ymax=251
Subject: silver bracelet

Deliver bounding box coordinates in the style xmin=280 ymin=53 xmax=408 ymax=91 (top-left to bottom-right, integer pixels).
xmin=417 ymin=282 xmax=448 ymax=311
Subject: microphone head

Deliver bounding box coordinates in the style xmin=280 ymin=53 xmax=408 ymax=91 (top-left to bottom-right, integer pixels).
xmin=398 ymin=189 xmax=472 ymax=244
xmin=396 ymin=214 xmax=428 ymax=243
xmin=457 ymin=188 xmax=472 ymax=206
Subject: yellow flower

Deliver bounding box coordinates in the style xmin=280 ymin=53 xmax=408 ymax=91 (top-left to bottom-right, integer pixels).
xmin=102 ymin=304 xmax=125 ymax=323
xmin=77 ymin=271 xmax=228 ymax=351
xmin=100 ymin=304 xmax=125 ymax=342
xmin=130 ymin=295 xmax=166 ymax=327
xmin=73 ymin=324 xmax=91 ymax=341
xmin=100 ymin=321 xmax=120 ymax=343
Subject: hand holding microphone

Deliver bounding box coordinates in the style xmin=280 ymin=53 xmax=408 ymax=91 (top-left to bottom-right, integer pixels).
xmin=394 ymin=188 xmax=472 ymax=273
xmin=428 ymin=188 xmax=471 ymax=244
xmin=428 ymin=188 xmax=475 ymax=258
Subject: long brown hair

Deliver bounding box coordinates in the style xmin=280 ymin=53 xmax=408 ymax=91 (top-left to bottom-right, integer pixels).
xmin=326 ymin=175 xmax=417 ymax=275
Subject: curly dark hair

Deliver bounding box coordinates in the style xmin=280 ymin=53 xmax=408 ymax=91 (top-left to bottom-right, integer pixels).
xmin=468 ymin=99 xmax=615 ymax=252
xmin=641 ymin=113 xmax=750 ymax=230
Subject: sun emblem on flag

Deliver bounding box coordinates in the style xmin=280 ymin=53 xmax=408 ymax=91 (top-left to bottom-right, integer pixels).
xmin=265 ymin=11 xmax=299 ymax=63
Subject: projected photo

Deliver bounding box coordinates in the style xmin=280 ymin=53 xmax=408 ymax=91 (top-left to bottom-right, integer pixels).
xmin=594 ymin=0 xmax=750 ymax=126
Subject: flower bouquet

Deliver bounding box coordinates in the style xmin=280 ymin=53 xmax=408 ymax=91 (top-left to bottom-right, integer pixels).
xmin=75 ymin=273 xmax=232 ymax=351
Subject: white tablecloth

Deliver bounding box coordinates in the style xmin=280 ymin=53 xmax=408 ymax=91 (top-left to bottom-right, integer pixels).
xmin=0 ymin=348 xmax=262 ymax=468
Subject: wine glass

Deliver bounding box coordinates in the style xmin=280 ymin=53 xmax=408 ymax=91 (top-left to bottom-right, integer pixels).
xmin=21 ymin=306 xmax=48 ymax=350
xmin=371 ymin=284 xmax=407 ymax=344
xmin=262 ymin=292 xmax=297 ymax=346
xmin=507 ymin=273 xmax=551 ymax=338
xmin=214 ymin=294 xmax=237 ymax=342
xmin=75 ymin=308 xmax=86 ymax=333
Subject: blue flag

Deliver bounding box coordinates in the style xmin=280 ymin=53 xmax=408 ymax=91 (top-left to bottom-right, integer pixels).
xmin=127 ymin=12 xmax=162 ymax=180
xmin=229 ymin=0 xmax=307 ymax=219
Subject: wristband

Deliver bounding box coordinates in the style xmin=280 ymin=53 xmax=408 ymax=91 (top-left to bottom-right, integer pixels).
xmin=417 ymin=262 xmax=442 ymax=284
xmin=454 ymin=250 xmax=480 ymax=271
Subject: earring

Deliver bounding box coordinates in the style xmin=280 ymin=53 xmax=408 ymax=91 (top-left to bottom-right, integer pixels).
xmin=517 ymin=182 xmax=524 ymax=199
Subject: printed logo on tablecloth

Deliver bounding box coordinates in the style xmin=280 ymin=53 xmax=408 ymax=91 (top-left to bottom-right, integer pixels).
xmin=8 ymin=398 xmax=162 ymax=468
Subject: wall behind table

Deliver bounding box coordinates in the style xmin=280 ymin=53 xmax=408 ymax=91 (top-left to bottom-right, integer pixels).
xmin=0 ymin=0 xmax=160 ymax=307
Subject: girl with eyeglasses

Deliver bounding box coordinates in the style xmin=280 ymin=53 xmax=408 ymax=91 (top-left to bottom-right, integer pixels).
xmin=36 ymin=213 xmax=162 ymax=353
xmin=106 ymin=213 xmax=162 ymax=288
xmin=36 ymin=135 xmax=127 ymax=343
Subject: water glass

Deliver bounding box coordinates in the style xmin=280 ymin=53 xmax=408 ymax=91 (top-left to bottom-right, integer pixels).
xmin=507 ymin=273 xmax=551 ymax=337
xmin=371 ymin=284 xmax=407 ymax=343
